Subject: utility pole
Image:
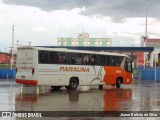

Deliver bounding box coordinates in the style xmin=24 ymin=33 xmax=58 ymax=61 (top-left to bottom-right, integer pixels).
xmin=145 ymin=0 xmax=149 ymax=41
xmin=11 ymin=25 xmax=14 ymax=70
xmin=144 ymin=0 xmax=149 ymax=68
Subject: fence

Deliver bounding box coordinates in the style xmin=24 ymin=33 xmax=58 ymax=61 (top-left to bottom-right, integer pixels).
xmin=0 ymin=67 xmax=160 ymax=80
xmin=0 ymin=69 xmax=15 ymax=79
xmin=133 ymin=68 xmax=160 ymax=81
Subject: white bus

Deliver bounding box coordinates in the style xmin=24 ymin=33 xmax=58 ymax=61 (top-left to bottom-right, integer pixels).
xmin=16 ymin=46 xmax=133 ymax=90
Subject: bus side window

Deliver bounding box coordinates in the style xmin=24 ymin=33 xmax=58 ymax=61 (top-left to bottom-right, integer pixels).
xmin=50 ymin=52 xmax=58 ymax=64
xmin=75 ymin=54 xmax=82 ymax=64
xmin=90 ymin=55 xmax=96 ymax=65
xmin=83 ymin=55 xmax=89 ymax=64
xmin=105 ymin=56 xmax=109 ymax=65
xmin=71 ymin=55 xmax=76 ymax=64
xmin=57 ymin=52 xmax=66 ymax=64
xmin=101 ymin=56 xmax=105 ymax=65
xmin=39 ymin=51 xmax=49 ymax=64
xmin=115 ymin=56 xmax=123 ymax=66
xmin=108 ymin=56 xmax=115 ymax=66
xmin=70 ymin=53 xmax=82 ymax=65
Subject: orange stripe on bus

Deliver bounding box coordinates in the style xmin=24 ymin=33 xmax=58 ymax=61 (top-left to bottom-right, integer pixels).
xmin=16 ymin=79 xmax=38 ymax=86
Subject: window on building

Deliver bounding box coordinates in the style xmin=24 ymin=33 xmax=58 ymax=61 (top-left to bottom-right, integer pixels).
xmin=64 ymin=40 xmax=67 ymax=45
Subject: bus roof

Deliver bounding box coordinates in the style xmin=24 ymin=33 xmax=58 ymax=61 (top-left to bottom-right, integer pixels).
xmin=17 ymin=46 xmax=129 ymax=57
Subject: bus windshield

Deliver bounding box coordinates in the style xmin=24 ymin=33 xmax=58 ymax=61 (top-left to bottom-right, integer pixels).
xmin=125 ymin=58 xmax=132 ymax=73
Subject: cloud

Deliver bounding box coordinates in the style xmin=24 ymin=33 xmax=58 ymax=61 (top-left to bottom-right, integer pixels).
xmin=1 ymin=0 xmax=160 ymax=52
xmin=0 ymin=1 xmax=109 ymax=50
xmin=2 ymin=0 xmax=160 ymax=22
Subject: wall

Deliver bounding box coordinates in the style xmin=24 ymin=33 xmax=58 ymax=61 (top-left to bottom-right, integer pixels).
xmin=1 ymin=68 xmax=160 ymax=80
xmin=135 ymin=68 xmax=160 ymax=81
xmin=0 ymin=69 xmax=15 ymax=79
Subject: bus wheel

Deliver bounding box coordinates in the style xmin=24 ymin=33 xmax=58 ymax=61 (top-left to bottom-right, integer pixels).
xmin=51 ymin=86 xmax=62 ymax=90
xmin=116 ymin=78 xmax=121 ymax=88
xmin=65 ymin=78 xmax=79 ymax=90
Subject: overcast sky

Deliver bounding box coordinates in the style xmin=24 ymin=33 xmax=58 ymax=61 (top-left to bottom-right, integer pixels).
xmin=0 ymin=0 xmax=160 ymax=52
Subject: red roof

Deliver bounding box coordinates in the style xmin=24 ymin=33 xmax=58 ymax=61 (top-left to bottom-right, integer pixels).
xmin=145 ymin=38 xmax=160 ymax=42
xmin=0 ymin=53 xmax=11 ymax=64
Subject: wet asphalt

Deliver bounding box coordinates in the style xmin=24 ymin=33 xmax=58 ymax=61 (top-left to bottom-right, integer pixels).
xmin=0 ymin=79 xmax=160 ymax=120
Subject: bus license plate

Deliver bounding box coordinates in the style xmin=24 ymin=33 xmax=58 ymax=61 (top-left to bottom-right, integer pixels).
xmin=21 ymin=76 xmax=25 ymax=79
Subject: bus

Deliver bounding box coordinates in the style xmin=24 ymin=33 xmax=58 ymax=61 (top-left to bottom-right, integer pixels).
xmin=16 ymin=46 xmax=133 ymax=90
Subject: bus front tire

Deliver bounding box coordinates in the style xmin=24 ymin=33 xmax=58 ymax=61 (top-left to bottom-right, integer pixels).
xmin=65 ymin=78 xmax=79 ymax=90
xmin=99 ymin=85 xmax=103 ymax=90
xmin=116 ymin=78 xmax=121 ymax=88
xmin=51 ymin=86 xmax=62 ymax=90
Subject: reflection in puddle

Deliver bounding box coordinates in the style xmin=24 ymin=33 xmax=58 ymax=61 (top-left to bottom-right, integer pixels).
xmin=15 ymin=85 xmax=133 ymax=112
xmin=16 ymin=86 xmax=81 ymax=111
xmin=0 ymin=81 xmax=21 ymax=111
xmin=80 ymin=86 xmax=90 ymax=91
xmin=14 ymin=82 xmax=160 ymax=113
xmin=103 ymin=88 xmax=132 ymax=111
xmin=2 ymin=80 xmax=160 ymax=118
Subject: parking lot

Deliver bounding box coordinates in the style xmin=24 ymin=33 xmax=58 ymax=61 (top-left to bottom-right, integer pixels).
xmin=0 ymin=79 xmax=160 ymax=120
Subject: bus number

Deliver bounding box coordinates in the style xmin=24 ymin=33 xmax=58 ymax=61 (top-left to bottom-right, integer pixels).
xmin=116 ymin=70 xmax=121 ymax=74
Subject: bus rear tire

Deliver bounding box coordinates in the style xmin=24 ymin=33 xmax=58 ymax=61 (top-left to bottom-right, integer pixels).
xmin=65 ymin=78 xmax=79 ymax=90
xmin=51 ymin=86 xmax=62 ymax=90
xmin=116 ymin=78 xmax=122 ymax=88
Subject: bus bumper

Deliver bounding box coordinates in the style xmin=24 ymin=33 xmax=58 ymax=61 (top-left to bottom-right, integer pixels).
xmin=16 ymin=79 xmax=38 ymax=86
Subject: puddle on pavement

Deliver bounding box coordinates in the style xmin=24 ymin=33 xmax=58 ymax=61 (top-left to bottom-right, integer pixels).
xmin=1 ymin=80 xmax=160 ymax=118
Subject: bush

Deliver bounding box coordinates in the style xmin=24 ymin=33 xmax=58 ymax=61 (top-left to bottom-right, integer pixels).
xmin=0 ymin=64 xmax=15 ymax=69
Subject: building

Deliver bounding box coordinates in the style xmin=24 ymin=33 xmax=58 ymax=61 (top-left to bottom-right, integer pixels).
xmin=141 ymin=36 xmax=160 ymax=67
xmin=57 ymin=33 xmax=112 ymax=47
xmin=0 ymin=52 xmax=11 ymax=64
xmin=141 ymin=37 xmax=160 ymax=48
xmin=0 ymin=51 xmax=16 ymax=67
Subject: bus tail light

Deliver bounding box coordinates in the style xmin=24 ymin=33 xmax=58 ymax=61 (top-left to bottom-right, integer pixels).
xmin=32 ymin=68 xmax=35 ymax=75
